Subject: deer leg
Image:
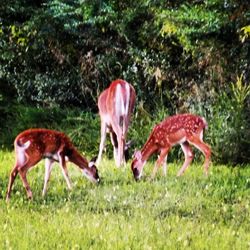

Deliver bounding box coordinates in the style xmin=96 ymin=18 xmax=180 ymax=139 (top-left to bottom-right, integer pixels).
xmin=96 ymin=121 xmax=107 ymax=166
xmin=122 ymin=115 xmax=130 ymax=164
xmin=6 ymin=166 xmax=19 ymax=202
xmin=19 ymin=167 xmax=33 ymax=199
xmin=124 ymin=140 xmax=132 ymax=162
xmin=42 ymin=158 xmax=54 ymax=197
xmin=111 ymin=122 xmax=124 ymax=167
xmin=162 ymin=155 xmax=168 ymax=176
xmin=10 ymin=150 xmax=42 ymax=200
xmin=6 ymin=147 xmax=30 ymax=201
xmin=151 ymin=147 xmax=169 ymax=179
xmin=177 ymin=142 xmax=194 ymax=176
xmin=110 ymin=130 xmax=119 ymax=166
xmin=58 ymin=152 xmax=72 ymax=190
xmin=187 ymin=136 xmax=211 ymax=176
xmin=118 ymin=134 xmax=125 ymax=167
xmin=114 ymin=135 xmax=125 ymax=167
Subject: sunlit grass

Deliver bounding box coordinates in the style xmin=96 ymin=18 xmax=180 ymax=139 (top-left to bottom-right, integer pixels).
xmin=0 ymin=151 xmax=250 ymax=249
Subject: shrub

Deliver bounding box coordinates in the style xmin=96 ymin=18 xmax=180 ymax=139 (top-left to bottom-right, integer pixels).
xmin=206 ymin=75 xmax=250 ymax=164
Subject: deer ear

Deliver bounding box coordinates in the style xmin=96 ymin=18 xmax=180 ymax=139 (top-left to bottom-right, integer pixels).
xmin=125 ymin=140 xmax=133 ymax=149
xmin=133 ymin=150 xmax=142 ymax=160
xmin=89 ymin=156 xmax=97 ymax=168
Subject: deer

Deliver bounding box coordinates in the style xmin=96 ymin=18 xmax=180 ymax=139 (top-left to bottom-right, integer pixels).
xmin=131 ymin=114 xmax=211 ymax=181
xmin=96 ymin=79 xmax=136 ymax=167
xmin=6 ymin=129 xmax=100 ymax=201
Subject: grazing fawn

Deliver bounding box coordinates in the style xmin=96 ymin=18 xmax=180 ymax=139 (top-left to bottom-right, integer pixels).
xmin=131 ymin=114 xmax=211 ymax=180
xmin=96 ymin=79 xmax=136 ymax=167
xmin=6 ymin=129 xmax=100 ymax=201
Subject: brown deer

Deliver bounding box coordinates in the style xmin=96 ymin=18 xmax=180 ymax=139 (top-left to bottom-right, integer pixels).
xmin=96 ymin=79 xmax=136 ymax=167
xmin=6 ymin=129 xmax=100 ymax=201
xmin=131 ymin=114 xmax=211 ymax=180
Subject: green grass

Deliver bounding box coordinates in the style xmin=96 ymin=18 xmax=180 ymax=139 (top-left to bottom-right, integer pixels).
xmin=0 ymin=151 xmax=250 ymax=249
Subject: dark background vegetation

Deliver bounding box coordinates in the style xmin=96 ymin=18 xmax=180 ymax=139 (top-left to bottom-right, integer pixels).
xmin=0 ymin=0 xmax=249 ymax=164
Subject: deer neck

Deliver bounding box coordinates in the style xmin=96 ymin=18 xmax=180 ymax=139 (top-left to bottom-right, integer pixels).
xmin=140 ymin=133 xmax=158 ymax=162
xmin=68 ymin=147 xmax=89 ymax=169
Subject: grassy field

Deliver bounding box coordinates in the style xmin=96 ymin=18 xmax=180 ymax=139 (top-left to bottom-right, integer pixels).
xmin=0 ymin=150 xmax=250 ymax=249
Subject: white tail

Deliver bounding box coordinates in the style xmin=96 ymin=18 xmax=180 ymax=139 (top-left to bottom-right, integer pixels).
xmin=6 ymin=129 xmax=100 ymax=201
xmin=96 ymin=79 xmax=136 ymax=167
xmin=131 ymin=114 xmax=211 ymax=180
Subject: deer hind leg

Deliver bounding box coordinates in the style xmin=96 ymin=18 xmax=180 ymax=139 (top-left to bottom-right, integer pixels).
xmin=6 ymin=146 xmax=28 ymax=201
xmin=177 ymin=142 xmax=194 ymax=177
xmin=96 ymin=121 xmax=107 ymax=166
xmin=111 ymin=122 xmax=124 ymax=167
xmin=117 ymin=117 xmax=126 ymax=167
xmin=18 ymin=167 xmax=33 ymax=199
xmin=110 ymin=130 xmax=119 ymax=166
xmin=42 ymin=158 xmax=54 ymax=197
xmin=151 ymin=147 xmax=170 ymax=179
xmin=6 ymin=149 xmax=33 ymax=201
xmin=6 ymin=165 xmax=19 ymax=202
xmin=58 ymin=151 xmax=72 ymax=190
xmin=187 ymin=135 xmax=211 ymax=176
xmin=18 ymin=153 xmax=43 ymax=199
xmin=118 ymin=134 xmax=125 ymax=167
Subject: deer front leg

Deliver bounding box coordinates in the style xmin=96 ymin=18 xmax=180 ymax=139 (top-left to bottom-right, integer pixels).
xmin=151 ymin=147 xmax=169 ymax=179
xmin=42 ymin=158 xmax=54 ymax=197
xmin=162 ymin=155 xmax=168 ymax=176
xmin=58 ymin=152 xmax=72 ymax=190
xmin=177 ymin=142 xmax=194 ymax=177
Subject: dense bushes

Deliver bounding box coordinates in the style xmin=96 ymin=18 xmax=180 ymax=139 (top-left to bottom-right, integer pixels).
xmin=1 ymin=0 xmax=249 ymax=108
xmin=207 ymin=75 xmax=250 ymax=164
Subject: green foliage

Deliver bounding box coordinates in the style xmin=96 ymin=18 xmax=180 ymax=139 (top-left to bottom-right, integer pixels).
xmin=0 ymin=105 xmax=65 ymax=148
xmin=0 ymin=153 xmax=250 ymax=249
xmin=0 ymin=105 xmax=101 ymax=155
xmin=206 ymin=76 xmax=250 ymax=164
xmin=63 ymin=112 xmax=100 ymax=157
xmin=1 ymin=0 xmax=248 ymax=110
xmin=231 ymin=74 xmax=250 ymax=106
xmin=240 ymin=25 xmax=250 ymax=43
xmin=160 ymin=3 xmax=228 ymax=52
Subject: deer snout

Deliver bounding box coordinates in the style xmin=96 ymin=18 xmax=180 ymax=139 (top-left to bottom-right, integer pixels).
xmin=91 ymin=166 xmax=100 ymax=184
xmin=132 ymin=167 xmax=141 ymax=181
xmin=82 ymin=166 xmax=100 ymax=184
xmin=94 ymin=170 xmax=100 ymax=184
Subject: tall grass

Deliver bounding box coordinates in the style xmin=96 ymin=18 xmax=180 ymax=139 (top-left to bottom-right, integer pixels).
xmin=0 ymin=151 xmax=249 ymax=249
xmin=206 ymin=75 xmax=250 ymax=164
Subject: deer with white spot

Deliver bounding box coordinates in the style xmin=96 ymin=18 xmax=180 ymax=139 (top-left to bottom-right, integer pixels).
xmin=6 ymin=129 xmax=100 ymax=201
xmin=96 ymin=79 xmax=136 ymax=167
xmin=131 ymin=114 xmax=211 ymax=181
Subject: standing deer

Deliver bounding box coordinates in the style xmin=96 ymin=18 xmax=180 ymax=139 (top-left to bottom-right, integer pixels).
xmin=96 ymin=79 xmax=136 ymax=167
xmin=6 ymin=129 xmax=100 ymax=201
xmin=131 ymin=114 xmax=211 ymax=181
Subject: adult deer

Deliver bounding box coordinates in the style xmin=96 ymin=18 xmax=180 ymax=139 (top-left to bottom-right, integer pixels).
xmin=96 ymin=79 xmax=136 ymax=167
xmin=131 ymin=114 xmax=211 ymax=181
xmin=6 ymin=129 xmax=100 ymax=201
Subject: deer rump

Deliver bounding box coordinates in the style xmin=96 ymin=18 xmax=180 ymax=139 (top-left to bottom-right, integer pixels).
xmin=106 ymin=83 xmax=131 ymax=162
